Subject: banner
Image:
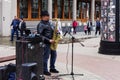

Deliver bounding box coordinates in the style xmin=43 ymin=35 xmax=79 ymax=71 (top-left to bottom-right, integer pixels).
xmin=101 ymin=0 xmax=116 ymax=42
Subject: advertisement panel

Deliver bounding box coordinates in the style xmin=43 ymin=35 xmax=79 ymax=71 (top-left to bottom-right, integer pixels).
xmin=101 ymin=0 xmax=116 ymax=42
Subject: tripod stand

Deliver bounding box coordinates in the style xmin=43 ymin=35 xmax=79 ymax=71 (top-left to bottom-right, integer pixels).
xmin=58 ymin=32 xmax=84 ymax=79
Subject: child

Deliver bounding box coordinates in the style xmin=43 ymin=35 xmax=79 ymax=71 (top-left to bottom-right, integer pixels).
xmin=84 ymin=24 xmax=88 ymax=35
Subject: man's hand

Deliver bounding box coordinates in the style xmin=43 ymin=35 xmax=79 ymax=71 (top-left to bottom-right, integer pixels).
xmin=49 ymin=39 xmax=55 ymax=43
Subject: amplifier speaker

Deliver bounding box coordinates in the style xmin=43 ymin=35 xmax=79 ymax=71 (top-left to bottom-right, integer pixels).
xmin=16 ymin=40 xmax=44 ymax=79
xmin=22 ymin=63 xmax=38 ymax=80
xmin=0 ymin=66 xmax=7 ymax=80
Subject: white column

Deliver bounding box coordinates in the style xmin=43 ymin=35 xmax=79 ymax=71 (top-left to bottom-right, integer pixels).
xmin=73 ymin=0 xmax=77 ymax=21
xmin=0 ymin=0 xmax=2 ymax=36
xmin=91 ymin=0 xmax=95 ymax=25
xmin=48 ymin=0 xmax=52 ymax=20
xmin=1 ymin=0 xmax=17 ymax=36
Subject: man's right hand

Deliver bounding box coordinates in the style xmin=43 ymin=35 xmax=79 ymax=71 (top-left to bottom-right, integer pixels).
xmin=49 ymin=39 xmax=55 ymax=43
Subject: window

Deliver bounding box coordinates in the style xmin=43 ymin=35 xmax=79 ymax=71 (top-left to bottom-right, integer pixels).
xmin=81 ymin=2 xmax=87 ymax=19
xmin=19 ymin=0 xmax=28 ymax=18
xmin=64 ymin=0 xmax=69 ymax=18
xmin=77 ymin=1 xmax=81 ymax=18
xmin=95 ymin=2 xmax=101 ymax=18
xmin=70 ymin=0 xmax=73 ymax=19
xmin=52 ymin=0 xmax=55 ymax=18
xmin=31 ymin=0 xmax=39 ymax=18
xmin=57 ymin=0 xmax=62 ymax=18
xmin=41 ymin=0 xmax=48 ymax=11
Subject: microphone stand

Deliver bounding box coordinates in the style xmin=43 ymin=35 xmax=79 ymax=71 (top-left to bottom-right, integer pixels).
xmin=58 ymin=32 xmax=84 ymax=78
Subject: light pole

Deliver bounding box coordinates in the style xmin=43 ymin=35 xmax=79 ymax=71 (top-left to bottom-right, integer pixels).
xmin=99 ymin=0 xmax=120 ymax=54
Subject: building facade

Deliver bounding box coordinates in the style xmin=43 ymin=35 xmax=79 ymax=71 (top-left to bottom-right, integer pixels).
xmin=0 ymin=0 xmax=100 ymax=36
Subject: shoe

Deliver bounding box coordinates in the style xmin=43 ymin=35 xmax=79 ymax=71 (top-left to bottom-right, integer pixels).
xmin=44 ymin=71 xmax=51 ymax=76
xmin=50 ymin=69 xmax=59 ymax=73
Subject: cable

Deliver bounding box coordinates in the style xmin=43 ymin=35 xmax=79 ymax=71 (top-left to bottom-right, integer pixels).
xmin=66 ymin=35 xmax=70 ymax=74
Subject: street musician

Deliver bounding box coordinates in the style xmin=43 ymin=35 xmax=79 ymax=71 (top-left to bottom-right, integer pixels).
xmin=37 ymin=11 xmax=62 ymax=76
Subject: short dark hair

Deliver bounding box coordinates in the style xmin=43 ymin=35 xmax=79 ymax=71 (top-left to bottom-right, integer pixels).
xmin=41 ymin=11 xmax=49 ymax=17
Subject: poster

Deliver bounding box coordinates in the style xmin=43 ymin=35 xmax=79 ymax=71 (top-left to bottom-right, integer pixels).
xmin=101 ymin=0 xmax=116 ymax=42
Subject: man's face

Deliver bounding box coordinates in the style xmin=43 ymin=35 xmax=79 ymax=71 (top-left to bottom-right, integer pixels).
xmin=14 ymin=16 xmax=17 ymax=19
xmin=42 ymin=16 xmax=50 ymax=21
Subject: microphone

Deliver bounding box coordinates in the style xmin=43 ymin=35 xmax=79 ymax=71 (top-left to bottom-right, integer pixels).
xmin=63 ymin=31 xmax=68 ymax=36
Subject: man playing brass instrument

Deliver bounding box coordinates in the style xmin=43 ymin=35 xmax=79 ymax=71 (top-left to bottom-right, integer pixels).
xmin=37 ymin=11 xmax=59 ymax=76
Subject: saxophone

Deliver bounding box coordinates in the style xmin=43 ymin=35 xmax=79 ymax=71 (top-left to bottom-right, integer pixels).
xmin=50 ymin=19 xmax=61 ymax=50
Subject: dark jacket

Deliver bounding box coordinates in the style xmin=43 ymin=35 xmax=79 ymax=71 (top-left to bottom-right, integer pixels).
xmin=37 ymin=20 xmax=54 ymax=44
xmin=11 ymin=19 xmax=20 ymax=29
xmin=19 ymin=21 xmax=26 ymax=31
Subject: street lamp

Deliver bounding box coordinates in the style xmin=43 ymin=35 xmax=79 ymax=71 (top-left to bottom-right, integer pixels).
xmin=99 ymin=0 xmax=120 ymax=54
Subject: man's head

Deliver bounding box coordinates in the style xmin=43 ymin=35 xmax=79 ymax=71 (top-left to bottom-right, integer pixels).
xmin=41 ymin=11 xmax=50 ymax=21
xmin=97 ymin=18 xmax=99 ymax=21
xmin=14 ymin=16 xmax=17 ymax=19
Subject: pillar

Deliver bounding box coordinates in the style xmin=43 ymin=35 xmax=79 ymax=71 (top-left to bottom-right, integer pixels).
xmin=0 ymin=0 xmax=2 ymax=36
xmin=1 ymin=0 xmax=17 ymax=36
xmin=91 ymin=0 xmax=95 ymax=25
xmin=48 ymin=0 xmax=52 ymax=20
xmin=73 ymin=0 xmax=77 ymax=21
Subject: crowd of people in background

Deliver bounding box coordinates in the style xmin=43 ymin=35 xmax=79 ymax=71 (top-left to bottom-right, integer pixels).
xmin=83 ymin=18 xmax=101 ymax=36
xmin=72 ymin=17 xmax=101 ymax=36
xmin=10 ymin=16 xmax=101 ymax=41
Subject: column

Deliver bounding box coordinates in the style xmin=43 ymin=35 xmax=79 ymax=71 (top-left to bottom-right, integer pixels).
xmin=91 ymin=0 xmax=95 ymax=25
xmin=48 ymin=0 xmax=52 ymax=20
xmin=73 ymin=0 xmax=77 ymax=21
xmin=0 ymin=0 xmax=2 ymax=35
xmin=1 ymin=0 xmax=17 ymax=36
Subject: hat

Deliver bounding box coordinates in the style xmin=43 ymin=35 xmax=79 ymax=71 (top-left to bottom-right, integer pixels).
xmin=41 ymin=11 xmax=49 ymax=17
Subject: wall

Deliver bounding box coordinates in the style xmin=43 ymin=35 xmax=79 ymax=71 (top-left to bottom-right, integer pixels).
xmin=0 ymin=0 xmax=2 ymax=36
xmin=1 ymin=0 xmax=17 ymax=36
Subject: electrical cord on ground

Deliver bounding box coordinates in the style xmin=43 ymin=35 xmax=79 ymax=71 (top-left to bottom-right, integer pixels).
xmin=66 ymin=36 xmax=70 ymax=74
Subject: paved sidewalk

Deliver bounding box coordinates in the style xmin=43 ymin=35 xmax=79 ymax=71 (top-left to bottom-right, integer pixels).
xmin=0 ymin=32 xmax=120 ymax=80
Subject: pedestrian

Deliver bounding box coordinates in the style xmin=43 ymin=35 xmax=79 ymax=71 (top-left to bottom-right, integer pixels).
xmin=87 ymin=19 xmax=92 ymax=35
xmin=10 ymin=16 xmax=20 ymax=41
xmin=84 ymin=23 xmax=88 ymax=35
xmin=37 ymin=11 xmax=59 ymax=76
xmin=72 ymin=20 xmax=78 ymax=34
xmin=19 ymin=18 xmax=26 ymax=37
xmin=95 ymin=18 xmax=101 ymax=35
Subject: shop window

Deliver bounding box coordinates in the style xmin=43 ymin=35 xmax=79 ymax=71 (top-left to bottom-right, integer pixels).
xmin=57 ymin=0 xmax=62 ymax=18
xmin=31 ymin=0 xmax=39 ymax=18
xmin=64 ymin=0 xmax=69 ymax=18
xmin=19 ymin=0 xmax=28 ymax=18
xmin=41 ymin=0 xmax=48 ymax=11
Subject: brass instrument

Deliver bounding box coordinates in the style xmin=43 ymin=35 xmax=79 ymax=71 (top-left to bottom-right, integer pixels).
xmin=50 ymin=18 xmax=61 ymax=50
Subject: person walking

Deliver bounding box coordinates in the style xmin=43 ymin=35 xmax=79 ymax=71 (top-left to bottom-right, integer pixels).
xmin=19 ymin=18 xmax=26 ymax=37
xmin=37 ymin=11 xmax=59 ymax=76
xmin=95 ymin=18 xmax=101 ymax=35
xmin=72 ymin=20 xmax=78 ymax=34
xmin=84 ymin=23 xmax=88 ymax=35
xmin=10 ymin=16 xmax=20 ymax=41
xmin=87 ymin=19 xmax=92 ymax=35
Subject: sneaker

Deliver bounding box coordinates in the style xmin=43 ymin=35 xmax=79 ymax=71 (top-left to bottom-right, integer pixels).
xmin=50 ymin=69 xmax=59 ymax=73
xmin=44 ymin=71 xmax=51 ymax=76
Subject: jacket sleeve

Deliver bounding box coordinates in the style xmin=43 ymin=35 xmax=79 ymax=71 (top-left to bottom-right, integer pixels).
xmin=11 ymin=20 xmax=13 ymax=26
xmin=37 ymin=23 xmax=50 ymax=42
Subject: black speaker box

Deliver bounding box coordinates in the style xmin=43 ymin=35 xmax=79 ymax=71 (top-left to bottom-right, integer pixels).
xmin=22 ymin=63 xmax=38 ymax=80
xmin=0 ymin=66 xmax=7 ymax=80
xmin=16 ymin=40 xmax=44 ymax=79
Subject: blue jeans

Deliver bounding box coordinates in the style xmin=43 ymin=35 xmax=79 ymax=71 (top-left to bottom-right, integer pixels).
xmin=11 ymin=29 xmax=19 ymax=41
xmin=44 ymin=44 xmax=57 ymax=72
